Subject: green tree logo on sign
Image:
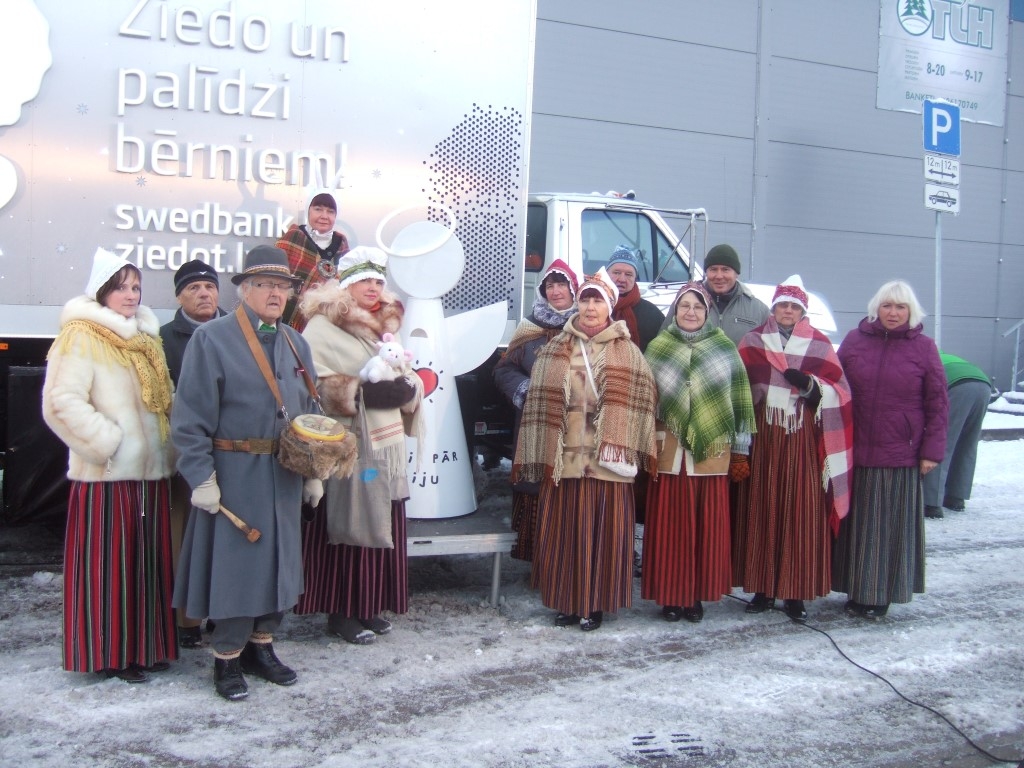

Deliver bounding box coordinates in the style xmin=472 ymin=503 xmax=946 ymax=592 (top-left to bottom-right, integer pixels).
xmin=899 ymin=0 xmax=933 ymax=36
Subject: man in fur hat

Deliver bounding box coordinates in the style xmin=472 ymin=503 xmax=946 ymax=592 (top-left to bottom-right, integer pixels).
xmin=172 ymin=245 xmax=323 ymax=702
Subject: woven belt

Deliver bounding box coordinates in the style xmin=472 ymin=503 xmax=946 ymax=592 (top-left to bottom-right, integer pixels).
xmin=212 ymin=438 xmax=279 ymax=454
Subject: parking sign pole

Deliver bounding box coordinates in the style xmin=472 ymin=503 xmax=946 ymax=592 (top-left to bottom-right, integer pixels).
xmin=923 ymin=100 xmax=960 ymax=350
xmin=934 ymin=211 xmax=942 ymax=347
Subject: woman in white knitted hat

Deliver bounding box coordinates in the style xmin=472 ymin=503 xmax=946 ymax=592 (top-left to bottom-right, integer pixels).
xmin=294 ymin=247 xmax=424 ymax=645
xmin=42 ymin=248 xmax=177 ymax=683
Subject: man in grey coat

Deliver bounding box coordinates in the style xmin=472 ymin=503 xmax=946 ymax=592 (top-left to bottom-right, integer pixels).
xmin=172 ymin=245 xmax=323 ymax=701
xmin=700 ymin=244 xmax=769 ymax=346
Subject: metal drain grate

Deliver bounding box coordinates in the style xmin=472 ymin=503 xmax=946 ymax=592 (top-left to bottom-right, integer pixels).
xmin=631 ymin=731 xmax=705 ymax=758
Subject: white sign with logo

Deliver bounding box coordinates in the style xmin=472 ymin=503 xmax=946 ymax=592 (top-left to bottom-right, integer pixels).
xmin=877 ymin=0 xmax=1009 ymax=126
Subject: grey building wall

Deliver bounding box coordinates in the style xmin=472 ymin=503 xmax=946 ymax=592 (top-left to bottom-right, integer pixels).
xmin=529 ymin=1 xmax=1024 ymax=389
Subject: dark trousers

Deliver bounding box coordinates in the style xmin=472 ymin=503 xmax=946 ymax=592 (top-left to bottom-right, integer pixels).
xmin=923 ymin=379 xmax=990 ymax=507
xmin=211 ymin=611 xmax=284 ymax=654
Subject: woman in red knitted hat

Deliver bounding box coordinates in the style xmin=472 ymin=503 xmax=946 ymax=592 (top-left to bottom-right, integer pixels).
xmin=494 ymin=259 xmax=579 ymax=565
xmin=735 ymin=275 xmax=854 ymax=622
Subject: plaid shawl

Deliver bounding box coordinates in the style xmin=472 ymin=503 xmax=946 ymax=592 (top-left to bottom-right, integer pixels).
xmin=645 ymin=323 xmax=755 ymax=463
xmin=502 ymin=295 xmax=575 ymax=364
xmin=278 ymin=224 xmax=349 ymax=331
xmin=512 ymin=319 xmax=657 ymax=485
xmin=738 ymin=315 xmax=854 ymax=530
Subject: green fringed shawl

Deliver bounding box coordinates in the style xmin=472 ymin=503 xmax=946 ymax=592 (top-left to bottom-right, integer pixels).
xmin=644 ymin=322 xmax=754 ymax=462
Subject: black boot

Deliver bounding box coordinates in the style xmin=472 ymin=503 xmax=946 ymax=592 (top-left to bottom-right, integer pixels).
xmin=682 ymin=602 xmax=704 ymax=623
xmin=178 ymin=626 xmax=203 ymax=649
xmin=745 ymin=592 xmax=775 ymax=614
xmin=327 ymin=614 xmax=375 ymax=644
xmin=214 ymin=657 xmax=248 ymax=701
xmin=239 ymin=641 xmax=297 ymax=686
xmin=783 ymin=599 xmax=807 ymax=621
xmin=102 ymin=666 xmax=148 ymax=683
xmin=943 ymin=495 xmax=965 ymax=512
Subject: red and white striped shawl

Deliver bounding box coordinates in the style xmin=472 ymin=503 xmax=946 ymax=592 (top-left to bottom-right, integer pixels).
xmin=739 ymin=315 xmax=854 ymax=533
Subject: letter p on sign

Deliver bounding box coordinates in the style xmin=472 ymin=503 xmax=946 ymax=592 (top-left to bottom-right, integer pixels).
xmin=923 ymin=100 xmax=961 ymax=157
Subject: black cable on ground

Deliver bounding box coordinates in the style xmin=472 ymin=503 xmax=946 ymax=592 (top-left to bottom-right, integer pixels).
xmin=724 ymin=594 xmax=1023 ymax=765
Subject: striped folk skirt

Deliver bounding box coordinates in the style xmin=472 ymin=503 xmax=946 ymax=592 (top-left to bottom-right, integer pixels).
xmin=295 ymin=500 xmax=409 ymax=618
xmin=641 ymin=469 xmax=731 ymax=608
xmin=63 ymin=479 xmax=177 ymax=673
xmin=735 ymin=408 xmax=832 ymax=600
xmin=510 ymin=489 xmax=540 ymax=562
xmin=832 ymin=466 xmax=925 ymax=605
xmin=532 ymin=477 xmax=634 ymax=617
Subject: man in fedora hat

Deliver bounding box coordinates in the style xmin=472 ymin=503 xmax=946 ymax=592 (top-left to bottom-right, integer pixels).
xmin=171 ymin=245 xmax=324 ymax=701
xmin=159 ymin=259 xmax=226 ymax=650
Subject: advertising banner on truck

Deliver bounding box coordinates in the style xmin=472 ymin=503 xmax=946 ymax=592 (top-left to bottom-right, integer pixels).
xmin=0 ymin=0 xmax=535 ymax=332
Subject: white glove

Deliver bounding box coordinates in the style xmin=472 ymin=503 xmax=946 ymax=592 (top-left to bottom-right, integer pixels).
xmin=303 ymin=478 xmax=324 ymax=507
xmin=191 ymin=472 xmax=221 ymax=514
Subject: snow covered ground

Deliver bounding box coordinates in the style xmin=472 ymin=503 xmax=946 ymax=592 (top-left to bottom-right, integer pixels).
xmin=1 ymin=424 xmax=1022 ymax=767
xmin=988 ymin=392 xmax=1024 ymax=418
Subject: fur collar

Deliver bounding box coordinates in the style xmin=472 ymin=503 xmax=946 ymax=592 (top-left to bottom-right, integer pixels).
xmin=60 ymin=295 xmax=161 ymax=339
xmin=298 ymin=280 xmax=404 ymax=340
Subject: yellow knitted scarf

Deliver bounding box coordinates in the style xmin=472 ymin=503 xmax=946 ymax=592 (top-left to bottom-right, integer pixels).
xmin=52 ymin=320 xmax=174 ymax=441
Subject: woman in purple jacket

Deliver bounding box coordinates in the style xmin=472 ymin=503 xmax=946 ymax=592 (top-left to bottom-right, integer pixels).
xmin=832 ymin=280 xmax=948 ymax=620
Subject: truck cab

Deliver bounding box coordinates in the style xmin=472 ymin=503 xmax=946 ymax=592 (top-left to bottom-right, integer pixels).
xmin=524 ymin=191 xmax=836 ymax=335
xmin=523 ymin=191 xmax=705 ymax=320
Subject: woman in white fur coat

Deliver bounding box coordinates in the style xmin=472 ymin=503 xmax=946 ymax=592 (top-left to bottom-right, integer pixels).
xmin=42 ymin=248 xmax=177 ymax=683
xmin=293 ymin=246 xmax=424 ymax=645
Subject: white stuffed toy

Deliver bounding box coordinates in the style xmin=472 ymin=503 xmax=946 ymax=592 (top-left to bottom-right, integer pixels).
xmin=359 ymin=333 xmax=413 ymax=383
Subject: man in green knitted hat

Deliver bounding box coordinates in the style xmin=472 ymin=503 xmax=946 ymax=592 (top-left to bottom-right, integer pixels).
xmin=700 ymin=244 xmax=769 ymax=346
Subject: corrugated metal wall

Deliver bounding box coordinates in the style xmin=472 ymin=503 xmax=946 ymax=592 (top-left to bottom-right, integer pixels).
xmin=530 ymin=0 xmax=1024 ymax=389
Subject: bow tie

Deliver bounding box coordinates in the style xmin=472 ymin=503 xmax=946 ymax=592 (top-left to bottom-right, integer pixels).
xmin=258 ymin=323 xmax=277 ymax=333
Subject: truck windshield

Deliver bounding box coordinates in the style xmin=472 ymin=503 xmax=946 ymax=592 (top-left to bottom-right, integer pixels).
xmin=581 ymin=209 xmax=692 ymax=283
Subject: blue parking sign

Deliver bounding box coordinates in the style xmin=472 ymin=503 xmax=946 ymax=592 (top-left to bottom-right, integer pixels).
xmin=923 ymin=100 xmax=961 ymax=156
